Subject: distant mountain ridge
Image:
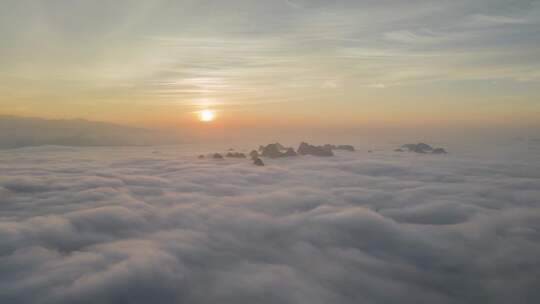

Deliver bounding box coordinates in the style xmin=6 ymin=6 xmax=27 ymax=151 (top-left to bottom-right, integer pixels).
xmin=0 ymin=115 xmax=180 ymax=148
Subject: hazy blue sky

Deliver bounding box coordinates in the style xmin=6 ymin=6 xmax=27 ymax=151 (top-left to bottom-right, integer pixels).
xmin=1 ymin=0 xmax=539 ymax=131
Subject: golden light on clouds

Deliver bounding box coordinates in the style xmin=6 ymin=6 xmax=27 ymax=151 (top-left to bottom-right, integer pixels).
xmin=199 ymin=109 xmax=216 ymax=122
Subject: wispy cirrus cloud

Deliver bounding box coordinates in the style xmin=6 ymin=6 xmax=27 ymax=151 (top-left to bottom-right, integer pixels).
xmin=1 ymin=0 xmax=539 ymax=124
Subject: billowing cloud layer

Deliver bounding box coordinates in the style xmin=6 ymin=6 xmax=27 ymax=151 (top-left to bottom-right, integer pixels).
xmin=1 ymin=144 xmax=540 ymax=303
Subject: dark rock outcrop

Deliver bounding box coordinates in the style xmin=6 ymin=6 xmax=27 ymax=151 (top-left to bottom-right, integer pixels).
xmin=226 ymin=152 xmax=246 ymax=158
xmin=249 ymin=150 xmax=260 ymax=159
xmin=253 ymin=157 xmax=265 ymax=166
xmin=432 ymin=148 xmax=448 ymax=154
xmin=259 ymin=143 xmax=297 ymax=158
xmin=297 ymin=142 xmax=334 ymax=156
xmin=283 ymin=147 xmax=297 ymax=157
xmin=212 ymin=153 xmax=224 ymax=159
xmin=323 ymin=144 xmax=355 ymax=152
xmin=274 ymin=143 xmax=286 ymax=150
xmin=260 ymin=143 xmax=283 ymax=158
xmin=197 ymin=155 xmax=205 ymax=159
xmin=401 ymin=143 xmax=448 ymax=154
xmin=402 ymin=143 xmax=433 ymax=153
xmin=334 ymin=145 xmax=355 ymax=151
xmin=258 ymin=143 xmax=284 ymax=152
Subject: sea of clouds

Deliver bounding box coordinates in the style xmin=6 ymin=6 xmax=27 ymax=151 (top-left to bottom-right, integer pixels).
xmin=1 ymin=141 xmax=540 ymax=304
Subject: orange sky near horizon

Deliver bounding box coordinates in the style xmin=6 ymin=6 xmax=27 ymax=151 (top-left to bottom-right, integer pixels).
xmin=1 ymin=1 xmax=539 ymax=134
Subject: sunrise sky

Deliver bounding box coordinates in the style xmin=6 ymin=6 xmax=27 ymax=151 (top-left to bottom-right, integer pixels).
xmin=1 ymin=0 xmax=539 ymax=132
xmin=2 ymin=2 xmax=540 ymax=302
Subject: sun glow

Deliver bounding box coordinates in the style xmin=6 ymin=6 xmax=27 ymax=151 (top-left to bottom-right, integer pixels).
xmin=199 ymin=109 xmax=215 ymax=122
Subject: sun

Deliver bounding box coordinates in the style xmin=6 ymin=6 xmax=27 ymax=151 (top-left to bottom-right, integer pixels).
xmin=199 ymin=109 xmax=215 ymax=122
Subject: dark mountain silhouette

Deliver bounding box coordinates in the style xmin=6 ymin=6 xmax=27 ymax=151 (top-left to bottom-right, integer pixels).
xmin=400 ymin=143 xmax=448 ymax=154
xmin=297 ymin=142 xmax=334 ymax=156
xmin=0 ymin=115 xmax=181 ymax=148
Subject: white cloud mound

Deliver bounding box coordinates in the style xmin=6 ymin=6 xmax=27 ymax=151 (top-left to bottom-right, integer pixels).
xmin=1 ymin=144 xmax=539 ymax=304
